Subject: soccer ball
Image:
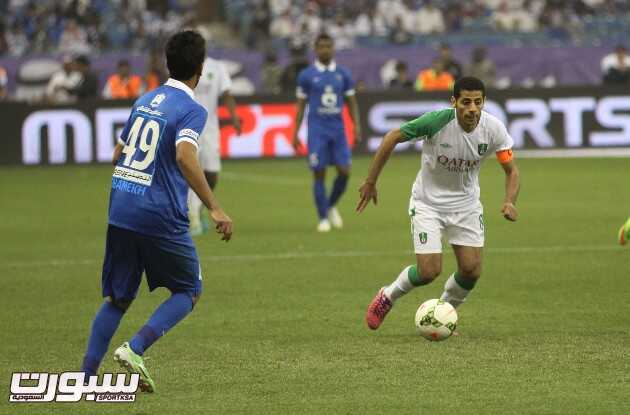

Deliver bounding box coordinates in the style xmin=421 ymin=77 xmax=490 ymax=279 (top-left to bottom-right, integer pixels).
xmin=414 ymin=299 xmax=458 ymax=341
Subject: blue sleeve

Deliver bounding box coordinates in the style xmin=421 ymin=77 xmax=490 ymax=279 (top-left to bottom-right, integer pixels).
xmin=175 ymin=105 xmax=208 ymax=148
xmin=296 ymin=69 xmax=309 ymax=99
xmin=342 ymin=67 xmax=355 ymax=95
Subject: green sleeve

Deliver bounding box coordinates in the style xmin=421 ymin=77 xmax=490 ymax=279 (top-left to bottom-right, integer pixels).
xmin=400 ymin=108 xmax=455 ymax=142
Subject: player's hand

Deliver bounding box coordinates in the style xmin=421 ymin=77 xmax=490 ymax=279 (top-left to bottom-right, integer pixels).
xmin=291 ymin=134 xmax=303 ymax=152
xmin=356 ymin=181 xmax=378 ymax=213
xmin=232 ymin=117 xmax=242 ymax=136
xmin=209 ymin=209 xmax=233 ymax=241
xmin=501 ymin=202 xmax=518 ymax=222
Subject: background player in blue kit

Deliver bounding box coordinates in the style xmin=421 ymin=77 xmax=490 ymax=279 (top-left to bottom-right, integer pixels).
xmin=80 ymin=30 xmax=233 ymax=393
xmin=291 ymin=33 xmax=362 ymax=232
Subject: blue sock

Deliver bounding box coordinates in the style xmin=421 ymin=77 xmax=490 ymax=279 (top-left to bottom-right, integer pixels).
xmin=328 ymin=174 xmax=349 ymax=207
xmin=129 ymin=293 xmax=193 ymax=356
xmin=82 ymin=301 xmax=125 ymax=377
xmin=313 ymin=178 xmax=328 ymax=220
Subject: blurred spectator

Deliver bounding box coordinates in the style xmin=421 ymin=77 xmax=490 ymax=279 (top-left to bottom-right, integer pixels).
xmin=270 ymin=10 xmax=294 ymax=41
xmin=261 ymin=51 xmax=283 ymax=94
xmin=0 ymin=23 xmax=8 ymax=55
xmin=58 ymin=18 xmax=91 ymax=55
xmin=415 ymin=58 xmax=454 ymax=91
xmin=29 ymin=18 xmax=51 ymax=54
xmin=66 ymin=55 xmax=98 ymax=100
xmin=249 ymin=2 xmax=272 ymax=50
xmin=602 ymin=45 xmax=630 ymax=84
xmin=464 ymin=47 xmax=496 ymax=87
xmin=355 ymin=7 xmax=388 ymax=37
xmin=294 ymin=3 xmax=322 ymax=43
xmin=280 ymin=45 xmax=309 ymax=93
xmin=6 ymin=22 xmax=28 ymax=56
xmin=389 ymin=16 xmax=412 ymax=45
xmin=46 ymin=55 xmax=81 ymax=103
xmin=389 ymin=61 xmax=414 ymax=89
xmin=269 ymin=0 xmax=291 ymax=16
xmin=328 ymin=14 xmax=355 ymax=50
xmin=412 ymin=0 xmax=445 ymax=34
xmin=144 ymin=50 xmax=167 ymax=92
xmin=103 ymin=59 xmax=143 ymax=99
xmin=493 ymin=1 xmax=537 ymax=32
xmin=290 ymin=21 xmax=312 ymax=51
xmin=438 ymin=43 xmax=462 ymax=80
xmin=0 ymin=65 xmax=8 ymax=100
xmin=377 ymin=0 xmax=407 ymax=28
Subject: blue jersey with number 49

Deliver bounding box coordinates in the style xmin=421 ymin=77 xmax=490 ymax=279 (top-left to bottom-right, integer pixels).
xmin=108 ymin=78 xmax=208 ymax=239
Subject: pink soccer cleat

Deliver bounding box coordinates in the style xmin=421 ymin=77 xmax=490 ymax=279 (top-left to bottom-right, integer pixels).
xmin=366 ymin=288 xmax=393 ymax=330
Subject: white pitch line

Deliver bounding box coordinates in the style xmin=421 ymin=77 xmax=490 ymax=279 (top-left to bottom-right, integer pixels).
xmin=1 ymin=245 xmax=622 ymax=269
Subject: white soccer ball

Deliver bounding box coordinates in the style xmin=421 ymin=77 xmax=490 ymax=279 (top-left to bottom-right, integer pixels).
xmin=414 ymin=299 xmax=458 ymax=341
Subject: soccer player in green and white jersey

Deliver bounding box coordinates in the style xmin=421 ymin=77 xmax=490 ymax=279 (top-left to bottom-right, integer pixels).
xmin=358 ymin=77 xmax=520 ymax=330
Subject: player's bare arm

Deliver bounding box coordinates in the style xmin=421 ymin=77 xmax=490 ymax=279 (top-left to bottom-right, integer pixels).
xmin=500 ymin=159 xmax=519 ymax=221
xmin=221 ymin=91 xmax=241 ymax=135
xmin=112 ymin=142 xmax=124 ymax=165
xmin=291 ymin=97 xmax=307 ymax=151
xmin=356 ymin=128 xmax=405 ymax=213
xmin=176 ymin=141 xmax=233 ymax=241
xmin=346 ymin=94 xmax=362 ymax=143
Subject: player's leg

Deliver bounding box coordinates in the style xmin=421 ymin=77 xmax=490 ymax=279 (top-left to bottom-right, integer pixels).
xmin=116 ymin=233 xmax=202 ymax=392
xmin=82 ymin=226 xmax=143 ymax=377
xmin=328 ymin=136 xmax=351 ymax=229
xmin=366 ymin=201 xmax=444 ymax=329
xmin=618 ymin=216 xmax=630 ymax=245
xmin=204 ymin=171 xmax=218 ymax=190
xmin=313 ymin=168 xmax=331 ymax=231
xmin=440 ymin=207 xmax=484 ymax=308
xmin=308 ymin=136 xmax=331 ymax=231
xmin=440 ymin=245 xmax=482 ymax=308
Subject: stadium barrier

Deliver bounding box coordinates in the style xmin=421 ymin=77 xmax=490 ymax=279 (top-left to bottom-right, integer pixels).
xmin=1 ymin=86 xmax=628 ymax=166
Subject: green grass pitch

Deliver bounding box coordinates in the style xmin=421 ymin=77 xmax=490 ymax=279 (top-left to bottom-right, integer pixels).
xmin=1 ymin=154 xmax=629 ymax=414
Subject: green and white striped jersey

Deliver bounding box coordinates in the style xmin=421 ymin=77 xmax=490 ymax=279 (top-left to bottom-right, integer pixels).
xmin=400 ymin=108 xmax=513 ymax=211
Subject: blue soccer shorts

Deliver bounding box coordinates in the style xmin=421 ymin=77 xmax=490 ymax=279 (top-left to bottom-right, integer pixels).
xmin=307 ymin=131 xmax=351 ymax=171
xmin=101 ymin=225 xmax=202 ymax=301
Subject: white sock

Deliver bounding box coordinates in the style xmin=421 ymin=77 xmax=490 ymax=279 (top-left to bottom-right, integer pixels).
xmin=383 ymin=265 xmax=416 ymax=302
xmin=440 ymin=273 xmax=471 ymax=309
xmin=188 ymin=189 xmax=202 ymax=225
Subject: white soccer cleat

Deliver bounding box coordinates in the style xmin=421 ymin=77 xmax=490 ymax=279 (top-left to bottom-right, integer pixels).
xmin=328 ymin=207 xmax=343 ymax=229
xmin=317 ymin=219 xmax=331 ymax=232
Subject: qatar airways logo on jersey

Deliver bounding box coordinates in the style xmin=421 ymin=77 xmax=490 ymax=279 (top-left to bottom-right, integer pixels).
xmin=436 ymin=155 xmax=480 ymax=172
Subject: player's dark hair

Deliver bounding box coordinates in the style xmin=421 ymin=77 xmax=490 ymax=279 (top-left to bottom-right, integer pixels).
xmin=314 ymin=32 xmax=333 ymax=46
xmin=453 ymin=76 xmax=486 ymax=98
xmin=165 ymin=30 xmax=206 ymax=81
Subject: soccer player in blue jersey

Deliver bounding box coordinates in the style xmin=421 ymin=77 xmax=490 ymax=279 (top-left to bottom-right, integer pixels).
xmin=80 ymin=30 xmax=233 ymax=393
xmin=291 ymin=33 xmax=361 ymax=232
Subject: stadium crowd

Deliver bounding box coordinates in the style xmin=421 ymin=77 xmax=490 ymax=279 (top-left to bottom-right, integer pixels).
xmin=0 ymin=0 xmax=197 ymax=56
xmin=0 ymin=0 xmax=629 ymax=102
xmin=225 ymin=0 xmax=630 ymax=50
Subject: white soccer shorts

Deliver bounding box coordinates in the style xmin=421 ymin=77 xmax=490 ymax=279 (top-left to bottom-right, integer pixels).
xmin=198 ymin=128 xmax=221 ymax=173
xmin=409 ymin=198 xmax=485 ymax=254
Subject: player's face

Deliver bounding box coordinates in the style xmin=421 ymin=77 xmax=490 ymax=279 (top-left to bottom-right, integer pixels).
xmin=315 ymin=39 xmax=334 ymax=63
xmin=452 ymin=90 xmax=484 ymax=132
